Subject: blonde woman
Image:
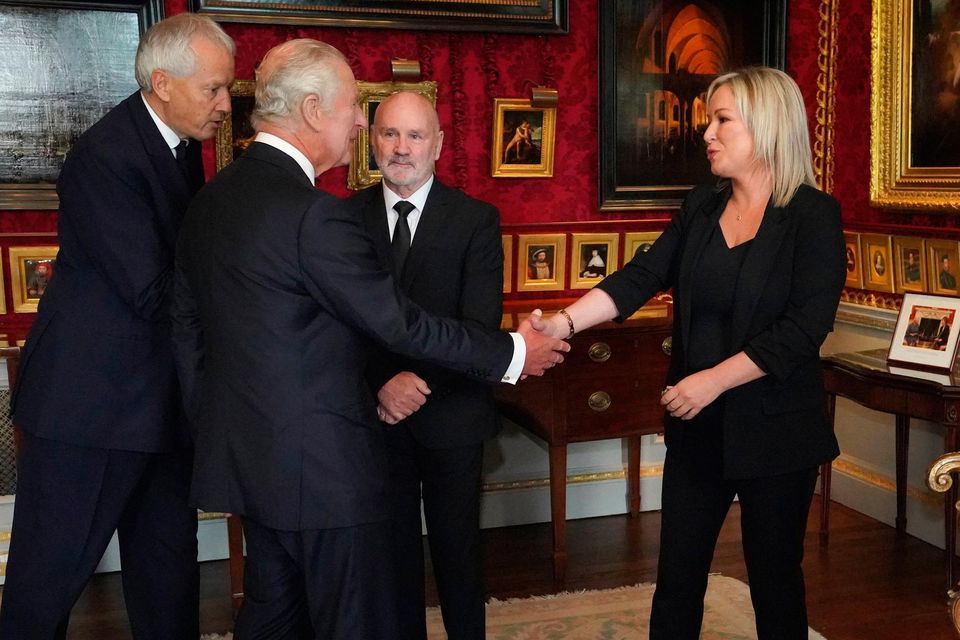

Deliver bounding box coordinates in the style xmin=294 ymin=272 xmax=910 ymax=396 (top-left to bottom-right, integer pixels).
xmin=534 ymin=67 xmax=844 ymax=640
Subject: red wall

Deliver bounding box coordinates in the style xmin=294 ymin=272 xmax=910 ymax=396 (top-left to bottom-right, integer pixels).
xmin=0 ymin=1 xmax=949 ymax=327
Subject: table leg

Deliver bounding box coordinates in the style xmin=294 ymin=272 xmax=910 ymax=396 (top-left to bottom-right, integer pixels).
xmin=628 ymin=435 xmax=641 ymax=517
xmin=946 ymin=427 xmax=959 ymax=591
xmin=895 ymin=415 xmax=910 ymax=535
xmin=549 ymin=444 xmax=568 ymax=584
xmin=820 ymin=392 xmax=836 ymax=545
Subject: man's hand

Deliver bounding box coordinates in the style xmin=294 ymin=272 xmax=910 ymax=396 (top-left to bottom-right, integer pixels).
xmin=517 ymin=309 xmax=571 ymax=377
xmin=377 ymin=372 xmax=431 ymax=424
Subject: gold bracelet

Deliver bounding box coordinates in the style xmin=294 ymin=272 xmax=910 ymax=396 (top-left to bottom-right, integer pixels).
xmin=558 ymin=308 xmax=575 ymax=339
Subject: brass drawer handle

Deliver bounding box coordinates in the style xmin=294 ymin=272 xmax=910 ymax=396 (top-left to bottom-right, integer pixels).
xmin=661 ymin=336 xmax=672 ymax=356
xmin=588 ymin=341 xmax=612 ymax=362
xmin=588 ymin=391 xmax=611 ymax=412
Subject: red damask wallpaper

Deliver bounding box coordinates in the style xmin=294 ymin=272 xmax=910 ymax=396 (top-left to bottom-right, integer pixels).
xmin=0 ymin=0 xmax=950 ymax=321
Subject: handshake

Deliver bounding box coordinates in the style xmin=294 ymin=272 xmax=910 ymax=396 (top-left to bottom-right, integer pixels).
xmin=376 ymin=309 xmax=573 ymax=424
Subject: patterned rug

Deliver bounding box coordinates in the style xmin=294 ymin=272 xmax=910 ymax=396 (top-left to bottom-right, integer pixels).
xmin=201 ymin=575 xmax=827 ymax=640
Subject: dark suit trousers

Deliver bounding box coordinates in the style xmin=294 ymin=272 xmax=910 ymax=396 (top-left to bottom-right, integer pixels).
xmin=386 ymin=424 xmax=485 ymax=640
xmin=649 ymin=410 xmax=818 ymax=640
xmin=236 ymin=518 xmax=398 ymax=640
xmin=0 ymin=432 xmax=198 ymax=640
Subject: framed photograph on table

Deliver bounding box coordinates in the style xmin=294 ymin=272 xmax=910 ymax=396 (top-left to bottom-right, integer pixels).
xmin=9 ymin=246 xmax=58 ymax=313
xmin=0 ymin=0 xmax=163 ymax=209
xmin=516 ymin=234 xmax=565 ymax=292
xmin=570 ymin=233 xmax=618 ymax=290
xmin=844 ymin=232 xmax=863 ymax=289
xmin=927 ymin=240 xmax=960 ymax=296
xmin=490 ymin=99 xmax=556 ymax=178
xmin=888 ymin=292 xmax=960 ymax=372
xmin=598 ymin=0 xmax=787 ymax=210
xmin=348 ymin=80 xmax=438 ymax=190
xmin=861 ymin=234 xmax=895 ymax=293
xmin=893 ymin=236 xmax=926 ymax=294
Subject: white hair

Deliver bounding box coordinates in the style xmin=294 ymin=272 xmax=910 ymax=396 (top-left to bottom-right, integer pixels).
xmin=135 ymin=13 xmax=235 ymax=92
xmin=252 ymin=39 xmax=348 ymax=125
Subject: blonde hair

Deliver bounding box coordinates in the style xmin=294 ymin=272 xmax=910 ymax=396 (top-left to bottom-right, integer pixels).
xmin=706 ymin=66 xmax=816 ymax=207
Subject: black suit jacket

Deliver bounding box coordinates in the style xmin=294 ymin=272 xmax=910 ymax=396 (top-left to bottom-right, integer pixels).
xmin=357 ymin=180 xmax=502 ymax=448
xmin=597 ymin=183 xmax=845 ymax=479
xmin=172 ymin=143 xmax=514 ymax=531
xmin=13 ymin=92 xmax=201 ymax=452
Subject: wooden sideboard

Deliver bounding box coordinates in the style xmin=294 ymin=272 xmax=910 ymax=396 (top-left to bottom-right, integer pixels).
xmin=495 ymin=299 xmax=673 ymax=582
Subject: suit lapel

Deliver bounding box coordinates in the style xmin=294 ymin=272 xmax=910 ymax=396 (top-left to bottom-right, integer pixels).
xmin=401 ymin=180 xmax=449 ymax=290
xmin=361 ymin=185 xmax=393 ymax=272
xmin=728 ymin=200 xmax=791 ymax=349
xmin=128 ymin=94 xmax=192 ymax=208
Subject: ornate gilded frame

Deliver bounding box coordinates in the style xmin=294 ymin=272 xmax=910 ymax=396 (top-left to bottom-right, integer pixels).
xmin=569 ymin=233 xmax=618 ymax=290
xmin=349 ymin=80 xmax=438 ymax=191
xmin=516 ymin=234 xmax=565 ymax=292
xmin=191 ymin=0 xmax=567 ymax=34
xmin=9 ymin=246 xmax=57 ymax=313
xmin=871 ymin=0 xmax=960 ymax=210
xmin=490 ymin=98 xmax=556 ymax=178
xmin=215 ymin=80 xmax=255 ymax=172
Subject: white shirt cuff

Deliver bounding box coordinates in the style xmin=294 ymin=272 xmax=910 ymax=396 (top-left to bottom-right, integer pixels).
xmin=501 ymin=333 xmax=526 ymax=385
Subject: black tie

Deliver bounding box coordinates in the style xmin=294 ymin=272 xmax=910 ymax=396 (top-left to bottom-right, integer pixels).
xmin=175 ymin=140 xmax=204 ymax=194
xmin=392 ymin=201 xmax=415 ymax=274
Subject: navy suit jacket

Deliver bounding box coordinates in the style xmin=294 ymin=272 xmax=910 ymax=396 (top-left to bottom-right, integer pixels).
xmin=597 ymin=183 xmax=845 ymax=479
xmin=13 ymin=92 xmax=201 ymax=453
xmin=172 ymin=143 xmax=514 ymax=531
xmin=358 ymin=180 xmax=503 ymax=449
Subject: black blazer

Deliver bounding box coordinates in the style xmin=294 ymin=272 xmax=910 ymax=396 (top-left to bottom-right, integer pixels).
xmin=597 ymin=183 xmax=845 ymax=479
xmin=172 ymin=143 xmax=514 ymax=531
xmin=357 ymin=180 xmax=503 ymax=448
xmin=13 ymin=92 xmax=201 ymax=452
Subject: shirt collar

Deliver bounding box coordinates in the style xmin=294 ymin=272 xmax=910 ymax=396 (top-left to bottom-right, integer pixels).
xmin=381 ymin=175 xmax=434 ymax=214
xmin=254 ymin=132 xmax=316 ymax=183
xmin=140 ymin=92 xmax=183 ymax=155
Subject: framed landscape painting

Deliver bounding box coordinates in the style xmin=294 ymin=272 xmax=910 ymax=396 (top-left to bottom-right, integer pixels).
xmin=598 ymin=0 xmax=787 ymax=210
xmin=0 ymin=0 xmax=162 ymax=209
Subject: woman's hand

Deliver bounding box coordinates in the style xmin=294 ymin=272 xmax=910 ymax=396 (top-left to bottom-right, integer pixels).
xmin=659 ymin=369 xmax=724 ymax=420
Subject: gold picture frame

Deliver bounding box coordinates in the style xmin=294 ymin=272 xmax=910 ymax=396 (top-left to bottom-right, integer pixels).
xmin=490 ymin=98 xmax=556 ymax=178
xmin=9 ymin=246 xmax=57 ymax=313
xmin=502 ymin=234 xmax=513 ymax=294
xmin=348 ymin=80 xmax=438 ymax=190
xmin=516 ymin=234 xmax=565 ymax=292
xmin=870 ymin=0 xmax=960 ymax=210
xmin=623 ymin=231 xmax=662 ymax=267
xmin=893 ymin=236 xmax=926 ymax=294
xmin=215 ymin=79 xmax=256 ymax=171
xmin=570 ymin=233 xmax=618 ymax=290
xmin=844 ymin=232 xmax=863 ymax=289
xmin=927 ymin=239 xmax=960 ymax=296
xmin=861 ymin=234 xmax=894 ymax=293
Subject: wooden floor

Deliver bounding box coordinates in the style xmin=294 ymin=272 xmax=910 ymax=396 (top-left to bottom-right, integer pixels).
xmin=17 ymin=496 xmax=958 ymax=639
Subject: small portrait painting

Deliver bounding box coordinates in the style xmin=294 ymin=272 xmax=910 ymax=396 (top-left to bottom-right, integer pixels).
xmin=862 ymin=234 xmax=894 ymax=292
xmin=490 ymin=99 xmax=556 ymax=177
xmin=516 ymin=234 xmax=565 ymax=292
xmin=570 ymin=233 xmax=619 ymax=290
xmin=215 ymin=80 xmax=255 ymax=171
xmin=24 ymin=259 xmax=54 ymax=298
xmin=9 ymin=246 xmax=58 ymax=313
xmin=624 ymin=232 xmax=662 ymax=267
xmin=528 ymin=245 xmax=554 ymax=281
xmin=844 ymin=232 xmax=862 ymax=289
xmin=928 ymin=240 xmax=960 ymax=295
xmin=893 ymin=236 xmax=926 ymax=293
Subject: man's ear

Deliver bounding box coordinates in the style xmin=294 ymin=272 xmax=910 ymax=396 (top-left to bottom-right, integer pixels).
xmin=151 ymin=69 xmax=171 ymax=103
xmin=434 ymin=130 xmax=444 ymax=160
xmin=300 ymin=94 xmax=322 ymax=130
